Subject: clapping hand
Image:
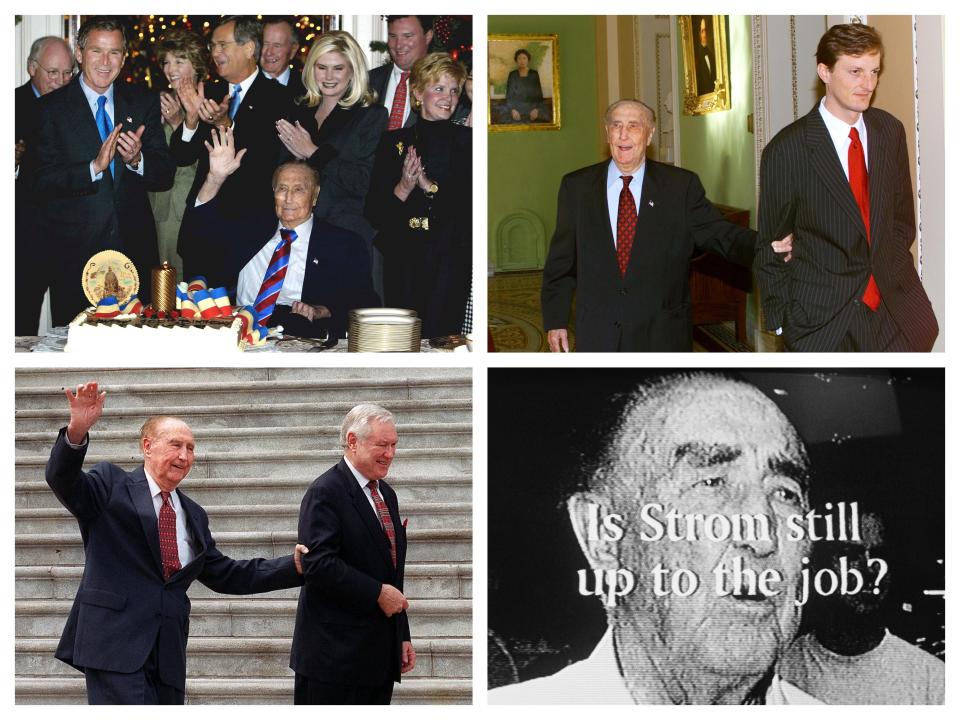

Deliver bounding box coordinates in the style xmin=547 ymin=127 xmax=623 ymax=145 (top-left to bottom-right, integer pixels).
xmin=276 ymin=119 xmax=318 ymax=160
xmin=394 ymin=146 xmax=423 ymax=200
xmin=64 ymin=382 xmax=106 ymax=444
xmin=92 ymin=124 xmax=122 ymax=176
xmin=159 ymin=91 xmax=184 ymax=129
xmin=117 ymin=125 xmax=146 ymax=168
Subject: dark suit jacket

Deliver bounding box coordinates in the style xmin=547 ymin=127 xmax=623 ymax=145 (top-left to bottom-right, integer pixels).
xmin=290 ymin=459 xmax=410 ymax=687
xmin=288 ymin=102 xmax=388 ymax=244
xmin=541 ymin=159 xmax=755 ymax=352
xmin=15 ymin=81 xmax=47 ymax=335
xmin=31 ymin=78 xmax=175 ymax=326
xmin=754 ymin=105 xmax=938 ymax=351
xmin=170 ymin=72 xmax=293 ymax=278
xmin=182 ymin=197 xmax=379 ymax=337
xmin=367 ymin=120 xmax=472 ymax=337
xmin=369 ymin=63 xmax=417 ymax=129
xmin=45 ymin=428 xmax=301 ymax=691
xmin=283 ymin=69 xmax=307 ymax=104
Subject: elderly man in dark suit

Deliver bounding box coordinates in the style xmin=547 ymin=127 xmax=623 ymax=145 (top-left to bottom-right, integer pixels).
xmin=170 ymin=16 xmax=293 ymax=282
xmin=30 ymin=17 xmax=175 ymax=326
xmin=260 ymin=17 xmax=304 ymax=101
xmin=368 ymin=15 xmax=434 ymax=131
xmin=290 ymin=404 xmax=415 ymax=704
xmin=47 ymin=382 xmax=306 ymax=704
xmin=15 ymin=36 xmax=74 ymax=335
xmin=542 ymin=99 xmax=792 ymax=352
xmin=754 ymin=23 xmax=938 ymax=351
xmin=182 ymin=127 xmax=379 ymax=339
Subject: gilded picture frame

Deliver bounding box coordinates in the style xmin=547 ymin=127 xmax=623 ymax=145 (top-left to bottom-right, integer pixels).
xmin=488 ymin=34 xmax=561 ymax=132
xmin=679 ymin=15 xmax=731 ymax=115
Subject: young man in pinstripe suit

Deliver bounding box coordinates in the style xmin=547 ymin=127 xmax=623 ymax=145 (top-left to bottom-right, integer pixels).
xmin=754 ymin=23 xmax=937 ymax=352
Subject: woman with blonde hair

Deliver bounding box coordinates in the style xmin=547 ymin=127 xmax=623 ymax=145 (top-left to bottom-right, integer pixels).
xmin=366 ymin=52 xmax=472 ymax=337
xmin=276 ymin=30 xmax=387 ymax=258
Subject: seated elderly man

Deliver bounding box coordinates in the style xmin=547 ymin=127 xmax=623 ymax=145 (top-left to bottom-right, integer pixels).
xmin=490 ymin=373 xmax=822 ymax=704
xmin=181 ymin=126 xmax=379 ymax=340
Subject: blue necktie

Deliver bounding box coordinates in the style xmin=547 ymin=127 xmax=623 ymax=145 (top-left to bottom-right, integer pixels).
xmin=228 ymin=84 xmax=242 ymax=119
xmin=95 ymin=95 xmax=114 ymax=178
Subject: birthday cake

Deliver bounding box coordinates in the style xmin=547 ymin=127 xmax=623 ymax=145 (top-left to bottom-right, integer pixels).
xmin=64 ymin=311 xmax=246 ymax=353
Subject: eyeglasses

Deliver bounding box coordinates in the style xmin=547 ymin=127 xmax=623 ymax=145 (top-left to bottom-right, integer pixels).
xmin=207 ymin=40 xmax=239 ymax=52
xmin=35 ymin=63 xmax=74 ymax=81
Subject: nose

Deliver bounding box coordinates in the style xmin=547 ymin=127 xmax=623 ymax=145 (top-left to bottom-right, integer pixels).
xmin=729 ymin=484 xmax=779 ymax=558
xmin=384 ymin=445 xmax=396 ymax=459
xmin=863 ymin=73 xmax=878 ymax=92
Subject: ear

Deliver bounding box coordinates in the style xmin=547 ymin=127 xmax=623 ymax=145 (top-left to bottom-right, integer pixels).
xmin=75 ymin=46 xmax=83 ymax=65
xmin=567 ymin=491 xmax=621 ymax=573
xmin=646 ymin=127 xmax=656 ymax=147
xmin=141 ymin=436 xmax=152 ymax=457
xmin=816 ymin=62 xmax=831 ymax=85
xmin=345 ymin=430 xmax=358 ymax=451
xmin=424 ymin=29 xmax=434 ymax=46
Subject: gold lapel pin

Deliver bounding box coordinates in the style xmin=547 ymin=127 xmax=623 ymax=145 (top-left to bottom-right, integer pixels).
xmin=396 ymin=141 xmax=404 ymax=155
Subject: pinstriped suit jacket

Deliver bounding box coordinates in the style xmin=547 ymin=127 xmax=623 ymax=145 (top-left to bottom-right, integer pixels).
xmin=754 ymin=105 xmax=937 ymax=351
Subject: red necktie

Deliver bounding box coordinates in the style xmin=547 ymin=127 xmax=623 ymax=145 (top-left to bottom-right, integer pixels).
xmin=615 ymin=175 xmax=637 ymax=277
xmin=368 ymin=480 xmax=397 ymax=567
xmin=159 ymin=491 xmax=181 ymax=580
xmin=848 ymin=127 xmax=881 ymax=312
xmin=253 ymin=228 xmax=296 ymax=326
xmin=387 ymin=71 xmax=410 ymax=131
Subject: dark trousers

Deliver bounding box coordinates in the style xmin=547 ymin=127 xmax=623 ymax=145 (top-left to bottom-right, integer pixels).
xmin=294 ymin=673 xmax=394 ymax=705
xmin=84 ymin=643 xmax=184 ymax=705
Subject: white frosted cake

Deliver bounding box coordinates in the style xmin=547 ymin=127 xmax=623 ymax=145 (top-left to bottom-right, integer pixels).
xmin=64 ymin=312 xmax=245 ymax=353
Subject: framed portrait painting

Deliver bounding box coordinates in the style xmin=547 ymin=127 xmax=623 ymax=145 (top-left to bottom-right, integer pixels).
xmin=488 ymin=34 xmax=561 ymax=132
xmin=679 ymin=15 xmax=731 ymax=115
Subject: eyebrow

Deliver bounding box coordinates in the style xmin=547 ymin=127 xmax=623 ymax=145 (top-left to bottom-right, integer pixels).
xmin=768 ymin=455 xmax=810 ymax=491
xmin=673 ymin=442 xmax=741 ymax=467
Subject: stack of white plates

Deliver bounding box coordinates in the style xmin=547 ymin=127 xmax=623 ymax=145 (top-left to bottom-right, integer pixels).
xmin=348 ymin=308 xmax=421 ymax=352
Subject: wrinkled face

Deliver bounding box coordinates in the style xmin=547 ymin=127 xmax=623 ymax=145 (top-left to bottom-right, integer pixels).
xmin=273 ymin=165 xmax=319 ymax=228
xmin=312 ymin=50 xmax=353 ymax=100
xmin=261 ymin=22 xmax=297 ymax=77
xmin=415 ymin=73 xmax=461 ymax=121
xmin=613 ymin=383 xmax=810 ymax=678
xmin=161 ymin=53 xmax=196 ymax=89
xmin=76 ymin=29 xmax=125 ymax=94
xmin=606 ymin=103 xmax=654 ymax=174
xmin=142 ymin=419 xmax=195 ymax=491
xmin=29 ymin=41 xmax=74 ymax=95
xmin=348 ymin=420 xmax=398 ymax=481
xmin=387 ymin=17 xmax=433 ymax=71
xmin=818 ymin=51 xmax=881 ymax=125
xmin=211 ymin=21 xmax=256 ymax=83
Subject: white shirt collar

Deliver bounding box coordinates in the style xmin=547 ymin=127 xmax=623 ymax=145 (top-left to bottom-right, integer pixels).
xmin=344 ymin=455 xmax=373 ymax=489
xmin=79 ymin=74 xmax=114 ymax=113
xmin=143 ymin=467 xmax=180 ymax=508
xmin=230 ymin=68 xmax=260 ymax=100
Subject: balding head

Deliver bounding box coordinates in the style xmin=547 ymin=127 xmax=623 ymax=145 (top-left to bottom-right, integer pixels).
xmin=27 ymin=37 xmax=74 ymax=95
xmin=140 ymin=416 xmax=195 ymax=491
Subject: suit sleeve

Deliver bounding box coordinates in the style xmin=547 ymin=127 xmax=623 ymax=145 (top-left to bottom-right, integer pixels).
xmin=321 ymin=105 xmax=388 ymax=202
xmin=686 ymin=171 xmax=756 ymax=266
xmin=364 ymin=134 xmax=408 ymax=235
xmin=753 ymin=139 xmax=799 ymax=330
xmin=540 ymin=176 xmax=577 ymax=331
xmin=45 ymin=428 xmax=115 ymax=524
xmin=197 ymin=508 xmax=303 ymax=594
xmin=136 ymin=91 xmax=175 ymax=192
xmin=169 ymin=121 xmax=208 ymax=167
xmin=297 ymin=482 xmax=383 ymax=610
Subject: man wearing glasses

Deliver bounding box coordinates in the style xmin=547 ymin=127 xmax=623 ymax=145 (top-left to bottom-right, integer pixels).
xmin=15 ymin=36 xmax=74 ymax=335
xmin=170 ymin=15 xmax=292 ymax=285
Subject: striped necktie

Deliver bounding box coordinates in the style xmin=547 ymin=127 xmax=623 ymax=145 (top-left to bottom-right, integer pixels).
xmin=253 ymin=228 xmax=297 ymax=326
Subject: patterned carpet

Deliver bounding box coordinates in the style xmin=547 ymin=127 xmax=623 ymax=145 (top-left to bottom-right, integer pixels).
xmin=488 ymin=271 xmax=753 ymax=353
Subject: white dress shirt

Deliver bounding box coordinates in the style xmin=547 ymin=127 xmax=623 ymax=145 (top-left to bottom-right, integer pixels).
xmin=236 ymin=215 xmax=314 ymax=307
xmin=79 ymin=75 xmax=144 ymax=180
xmin=606 ymin=159 xmax=645 ymax=248
xmin=264 ymin=66 xmax=291 ymax=86
xmin=144 ymin=468 xmax=197 ymax=569
xmin=818 ymin=96 xmax=869 ymax=179
xmin=383 ymin=63 xmax=412 ymax=127
xmin=182 ymin=68 xmax=259 ymax=142
xmin=344 ymin=456 xmax=382 ymax=523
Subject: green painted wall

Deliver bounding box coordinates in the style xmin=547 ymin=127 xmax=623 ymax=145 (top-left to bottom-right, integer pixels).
xmin=677 ymin=15 xmax=756 ymax=228
xmin=488 ymin=16 xmax=600 ymax=270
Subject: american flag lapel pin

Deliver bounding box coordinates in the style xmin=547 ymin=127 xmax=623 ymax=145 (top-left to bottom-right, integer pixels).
xmin=126 ymin=116 xmax=133 ymax=124
xmin=312 ymin=257 xmax=319 ymax=265
xmin=648 ymin=200 xmax=655 ymax=207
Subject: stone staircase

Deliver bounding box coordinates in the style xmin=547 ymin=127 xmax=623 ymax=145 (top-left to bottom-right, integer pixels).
xmin=15 ymin=368 xmax=473 ymax=704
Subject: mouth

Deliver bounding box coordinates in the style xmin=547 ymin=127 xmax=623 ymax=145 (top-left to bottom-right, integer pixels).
xmin=321 ymin=82 xmax=340 ymax=89
xmin=727 ymin=588 xmax=775 ymax=614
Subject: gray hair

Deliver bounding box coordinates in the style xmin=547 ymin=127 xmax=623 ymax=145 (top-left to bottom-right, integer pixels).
xmin=604 ymin=98 xmax=656 ymax=128
xmin=28 ymin=36 xmax=71 ymax=66
xmin=219 ymin=16 xmax=263 ymax=62
xmin=340 ymin=404 xmax=395 ymax=447
xmin=586 ymin=373 xmax=809 ymax=505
